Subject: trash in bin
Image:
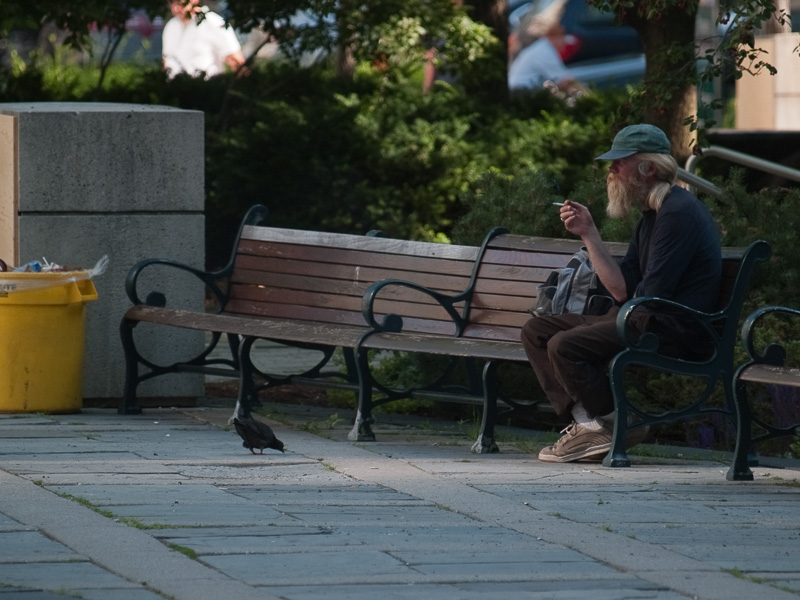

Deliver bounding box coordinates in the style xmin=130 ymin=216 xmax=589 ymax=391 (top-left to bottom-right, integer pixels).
xmin=0 ymin=255 xmax=107 ymax=414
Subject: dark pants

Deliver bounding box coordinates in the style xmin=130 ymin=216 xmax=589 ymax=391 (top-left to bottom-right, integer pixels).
xmin=520 ymin=308 xmax=627 ymax=420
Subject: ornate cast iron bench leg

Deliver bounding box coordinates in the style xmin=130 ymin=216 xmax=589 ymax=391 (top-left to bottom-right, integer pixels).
xmin=349 ymin=344 xmax=376 ymax=442
xmin=472 ymin=360 xmax=500 ymax=454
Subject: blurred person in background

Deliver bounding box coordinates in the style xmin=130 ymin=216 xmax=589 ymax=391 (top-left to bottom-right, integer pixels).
xmin=508 ymin=4 xmax=585 ymax=96
xmin=162 ymin=0 xmax=246 ymax=79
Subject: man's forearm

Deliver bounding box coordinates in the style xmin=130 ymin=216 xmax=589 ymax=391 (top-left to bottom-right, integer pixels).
xmin=582 ymin=232 xmax=628 ymax=303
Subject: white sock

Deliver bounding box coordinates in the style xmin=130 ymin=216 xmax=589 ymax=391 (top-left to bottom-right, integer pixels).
xmin=571 ymin=404 xmax=603 ymax=430
xmin=600 ymin=411 xmax=616 ymax=424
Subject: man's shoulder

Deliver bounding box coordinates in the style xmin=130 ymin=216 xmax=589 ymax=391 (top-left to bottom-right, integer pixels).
xmin=666 ymin=185 xmax=698 ymax=202
xmin=662 ymin=185 xmax=706 ymax=213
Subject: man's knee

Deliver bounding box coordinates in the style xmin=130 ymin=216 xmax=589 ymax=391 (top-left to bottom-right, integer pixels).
xmin=545 ymin=329 xmax=567 ymax=358
xmin=520 ymin=318 xmax=537 ymax=345
xmin=521 ymin=316 xmax=559 ymax=351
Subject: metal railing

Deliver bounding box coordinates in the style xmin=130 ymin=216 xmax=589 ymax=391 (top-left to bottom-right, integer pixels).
xmin=678 ymin=167 xmax=722 ymax=197
xmin=680 ymin=145 xmax=800 ymax=198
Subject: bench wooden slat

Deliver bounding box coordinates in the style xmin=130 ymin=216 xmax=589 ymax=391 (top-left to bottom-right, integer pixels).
xmin=738 ymin=364 xmax=800 ymax=386
xmin=237 ymin=240 xmax=477 ymax=276
xmin=241 ymin=226 xmax=480 ymax=261
xmin=361 ymin=331 xmax=527 ymax=361
xmin=462 ymin=323 xmax=525 ymax=342
xmin=224 ymin=299 xmax=369 ymax=327
xmin=230 ymin=285 xmax=367 ymax=312
xmin=124 ymin=305 xmax=367 ymax=346
xmin=230 ymin=290 xmax=466 ymax=326
xmin=481 ymin=248 xmax=580 ymax=270
xmin=471 ymin=291 xmax=536 ymax=312
xmin=230 ymin=272 xmax=372 ymax=298
xmin=474 ymin=262 xmax=556 ymax=284
xmin=465 ymin=309 xmax=530 ymax=329
xmin=231 ymin=260 xmax=471 ymax=295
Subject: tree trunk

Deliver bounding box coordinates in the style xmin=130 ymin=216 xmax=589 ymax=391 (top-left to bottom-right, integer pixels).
xmin=334 ymin=0 xmax=357 ymax=80
xmin=464 ymin=0 xmax=509 ymax=98
xmin=626 ymin=7 xmax=698 ymax=163
xmin=467 ymin=0 xmax=509 ymax=50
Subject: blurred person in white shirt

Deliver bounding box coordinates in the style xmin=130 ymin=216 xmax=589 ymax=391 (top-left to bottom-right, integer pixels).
xmin=162 ymin=0 xmax=246 ymax=79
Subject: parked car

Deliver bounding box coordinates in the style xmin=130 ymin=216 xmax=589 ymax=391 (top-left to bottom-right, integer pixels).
xmin=567 ymin=53 xmax=645 ymax=90
xmin=508 ymin=0 xmax=645 ymax=92
xmin=508 ymin=0 xmax=642 ymax=65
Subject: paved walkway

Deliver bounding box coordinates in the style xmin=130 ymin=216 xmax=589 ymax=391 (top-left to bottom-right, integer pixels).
xmin=1 ymin=397 xmax=799 ymax=600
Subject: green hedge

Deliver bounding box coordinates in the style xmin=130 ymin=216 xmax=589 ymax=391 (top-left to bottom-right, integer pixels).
xmin=0 ymin=56 xmax=626 ymax=266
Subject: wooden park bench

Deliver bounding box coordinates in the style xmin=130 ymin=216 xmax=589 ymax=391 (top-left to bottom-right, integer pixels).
xmin=119 ymin=203 xmax=504 ymax=422
xmin=359 ymin=238 xmax=770 ymax=462
xmin=120 ymin=204 xmax=771 ymax=474
xmin=119 ymin=204 xmax=618 ymax=446
xmin=727 ymin=305 xmax=800 ymax=481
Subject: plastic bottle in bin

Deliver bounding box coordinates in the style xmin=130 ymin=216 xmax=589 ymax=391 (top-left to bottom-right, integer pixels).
xmin=14 ymin=261 xmax=43 ymax=272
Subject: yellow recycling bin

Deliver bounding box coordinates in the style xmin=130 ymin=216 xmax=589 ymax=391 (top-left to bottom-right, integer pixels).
xmin=0 ymin=272 xmax=98 ymax=413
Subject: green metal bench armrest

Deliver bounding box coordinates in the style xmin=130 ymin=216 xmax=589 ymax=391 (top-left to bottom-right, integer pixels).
xmin=360 ymin=226 xmax=509 ymax=337
xmin=740 ymin=305 xmax=800 ymax=366
xmin=616 ymin=295 xmax=723 ymax=356
xmin=125 ymin=258 xmax=228 ymax=309
xmin=361 ymin=279 xmax=471 ymax=335
xmin=125 ymin=204 xmax=269 ymax=310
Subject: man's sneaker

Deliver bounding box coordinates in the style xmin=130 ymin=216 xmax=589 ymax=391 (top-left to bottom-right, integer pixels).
xmin=538 ymin=421 xmax=613 ymax=463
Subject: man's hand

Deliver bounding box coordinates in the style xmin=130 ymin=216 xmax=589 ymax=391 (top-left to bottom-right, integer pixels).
xmin=225 ymin=50 xmax=250 ymax=77
xmin=559 ymin=200 xmax=597 ymax=239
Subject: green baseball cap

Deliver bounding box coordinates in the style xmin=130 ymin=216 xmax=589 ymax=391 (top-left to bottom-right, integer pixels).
xmin=595 ymin=124 xmax=671 ymax=161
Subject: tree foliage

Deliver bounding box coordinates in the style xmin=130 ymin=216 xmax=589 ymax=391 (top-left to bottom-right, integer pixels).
xmin=0 ymin=0 xmax=167 ymax=50
xmin=6 ymin=1 xmax=794 ymax=157
xmin=589 ymin=0 xmax=794 ymax=159
xmin=224 ymin=0 xmax=498 ymax=83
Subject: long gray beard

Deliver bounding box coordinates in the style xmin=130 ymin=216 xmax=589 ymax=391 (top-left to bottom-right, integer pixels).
xmin=606 ymin=173 xmax=648 ymax=218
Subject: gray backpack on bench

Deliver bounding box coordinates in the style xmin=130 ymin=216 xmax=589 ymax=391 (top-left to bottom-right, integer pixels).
xmin=531 ymin=247 xmax=615 ymax=317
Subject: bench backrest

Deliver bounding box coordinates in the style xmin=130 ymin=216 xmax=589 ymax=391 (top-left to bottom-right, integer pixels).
xmin=362 ymin=232 xmax=627 ymax=341
xmin=222 ymin=204 xmax=758 ymax=346
xmin=224 ymin=225 xmax=481 ymax=331
xmin=710 ymin=241 xmax=772 ymax=344
xmin=717 ymin=247 xmax=750 ymax=310
xmin=465 ymin=234 xmax=628 ymax=341
xmin=467 ymin=239 xmax=756 ymax=343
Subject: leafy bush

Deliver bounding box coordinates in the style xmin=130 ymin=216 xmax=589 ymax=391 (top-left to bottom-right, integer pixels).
xmin=1 ymin=53 xmax=629 ymax=266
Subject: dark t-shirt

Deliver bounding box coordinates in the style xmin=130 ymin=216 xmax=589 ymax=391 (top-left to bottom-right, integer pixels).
xmin=619 ymin=185 xmax=721 ymax=313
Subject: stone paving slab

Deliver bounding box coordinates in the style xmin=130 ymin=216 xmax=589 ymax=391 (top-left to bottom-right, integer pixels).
xmin=1 ymin=405 xmax=799 ymax=600
xmin=48 ymin=483 xmax=257 ymax=505
xmin=0 ymin=562 xmax=142 ymax=590
xmin=0 ymin=589 xmax=167 ymax=600
xmin=0 ymin=530 xmax=80 ymax=563
xmin=264 ymin=580 xmax=690 ymax=600
xmin=156 ymin=523 xmax=547 ymax=553
xmin=94 ymin=502 xmax=295 ymax=527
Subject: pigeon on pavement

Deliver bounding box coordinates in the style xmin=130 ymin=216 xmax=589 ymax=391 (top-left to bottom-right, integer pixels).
xmin=233 ymin=417 xmax=285 ymax=454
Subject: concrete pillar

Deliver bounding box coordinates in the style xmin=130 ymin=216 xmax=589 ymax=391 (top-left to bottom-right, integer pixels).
xmin=0 ymin=102 xmax=206 ymax=403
